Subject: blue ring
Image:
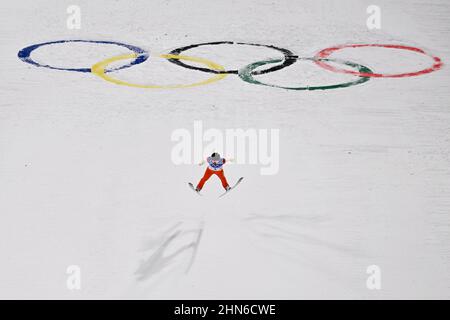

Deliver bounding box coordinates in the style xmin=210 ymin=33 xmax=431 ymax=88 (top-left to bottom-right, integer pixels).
xmin=18 ymin=40 xmax=149 ymax=73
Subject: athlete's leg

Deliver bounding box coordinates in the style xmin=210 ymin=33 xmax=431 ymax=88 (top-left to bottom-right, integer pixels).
xmin=216 ymin=170 xmax=230 ymax=190
xmin=196 ymin=168 xmax=214 ymax=191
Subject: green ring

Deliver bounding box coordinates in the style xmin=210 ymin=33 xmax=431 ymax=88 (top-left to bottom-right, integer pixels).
xmin=238 ymin=57 xmax=373 ymax=90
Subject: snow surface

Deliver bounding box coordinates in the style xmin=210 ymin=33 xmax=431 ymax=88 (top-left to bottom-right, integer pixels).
xmin=0 ymin=0 xmax=449 ymax=299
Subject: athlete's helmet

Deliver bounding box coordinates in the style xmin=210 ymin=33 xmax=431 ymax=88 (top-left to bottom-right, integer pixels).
xmin=211 ymin=153 xmax=221 ymax=161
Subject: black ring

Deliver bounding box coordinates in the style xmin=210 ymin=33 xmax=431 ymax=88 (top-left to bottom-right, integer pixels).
xmin=167 ymin=41 xmax=297 ymax=75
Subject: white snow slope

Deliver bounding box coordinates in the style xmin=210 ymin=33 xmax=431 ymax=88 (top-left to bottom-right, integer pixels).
xmin=0 ymin=0 xmax=449 ymax=299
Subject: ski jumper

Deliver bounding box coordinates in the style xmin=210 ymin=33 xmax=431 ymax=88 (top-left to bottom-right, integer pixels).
xmin=196 ymin=157 xmax=229 ymax=190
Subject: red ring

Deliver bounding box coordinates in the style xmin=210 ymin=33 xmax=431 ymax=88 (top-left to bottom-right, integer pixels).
xmin=314 ymin=44 xmax=443 ymax=78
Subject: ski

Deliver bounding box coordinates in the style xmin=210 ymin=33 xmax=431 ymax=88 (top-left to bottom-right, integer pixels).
xmin=188 ymin=182 xmax=202 ymax=196
xmin=219 ymin=177 xmax=244 ymax=198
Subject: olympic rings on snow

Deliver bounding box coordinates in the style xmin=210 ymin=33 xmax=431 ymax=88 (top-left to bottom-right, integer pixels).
xmin=239 ymin=57 xmax=373 ymax=90
xmin=18 ymin=40 xmax=148 ymax=73
xmin=91 ymin=53 xmax=227 ymax=89
xmin=314 ymin=44 xmax=443 ymax=78
xmin=17 ymin=39 xmax=444 ymax=90
xmin=167 ymin=41 xmax=297 ymax=75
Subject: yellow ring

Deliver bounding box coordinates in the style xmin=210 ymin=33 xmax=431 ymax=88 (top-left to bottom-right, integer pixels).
xmin=91 ymin=53 xmax=227 ymax=89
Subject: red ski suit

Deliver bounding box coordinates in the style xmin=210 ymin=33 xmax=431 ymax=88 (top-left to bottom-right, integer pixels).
xmin=196 ymin=158 xmax=229 ymax=190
